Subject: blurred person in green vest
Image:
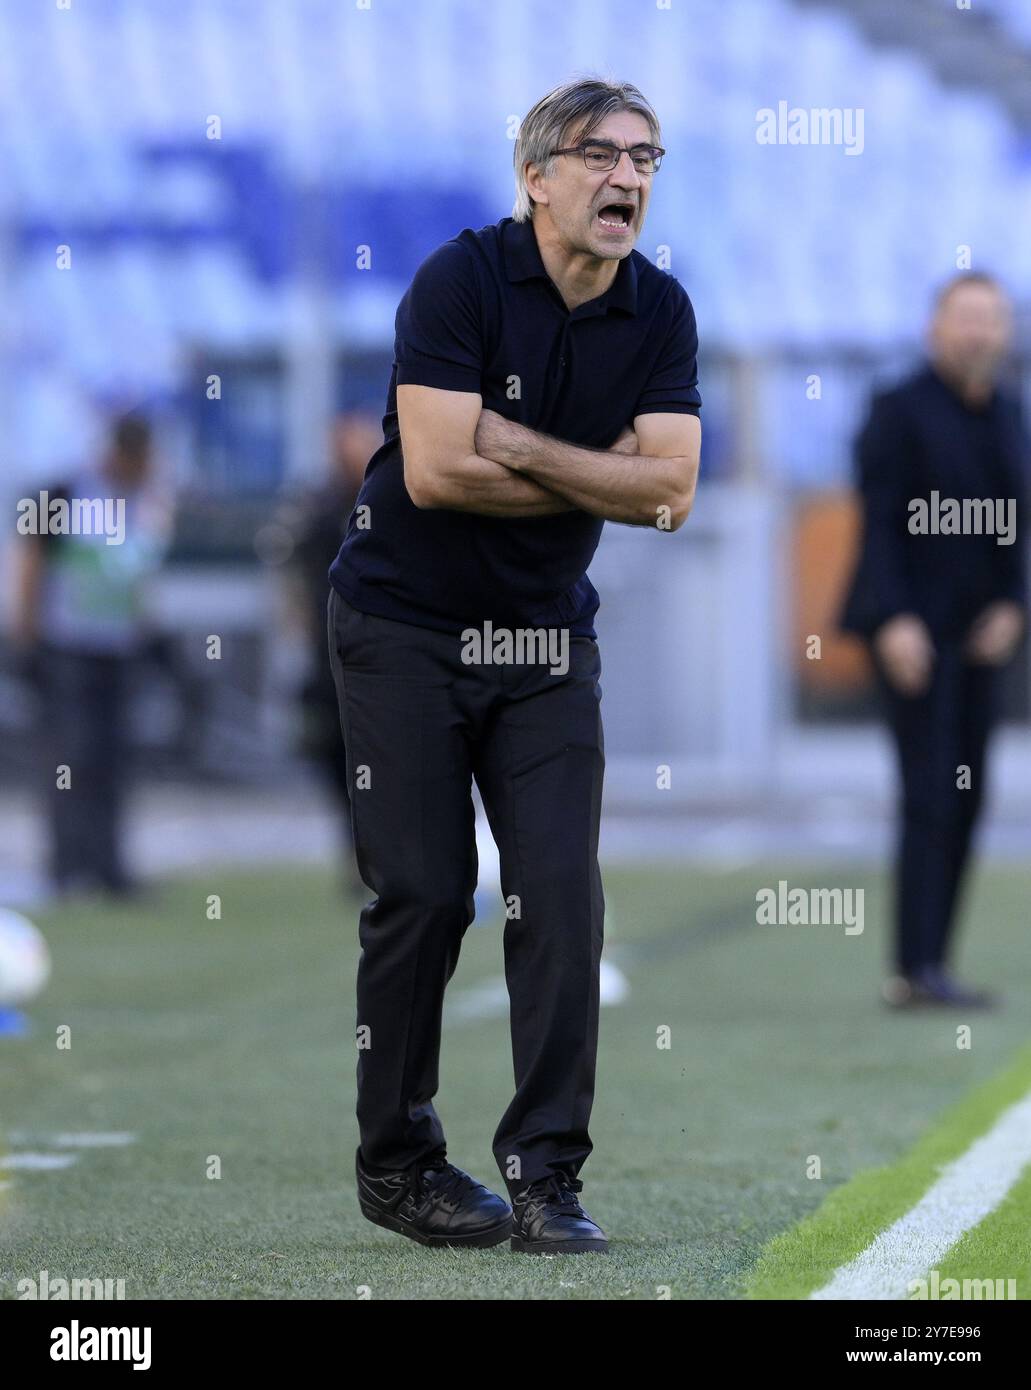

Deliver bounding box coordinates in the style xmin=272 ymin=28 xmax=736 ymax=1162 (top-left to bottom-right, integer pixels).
xmin=12 ymin=412 xmax=175 ymax=898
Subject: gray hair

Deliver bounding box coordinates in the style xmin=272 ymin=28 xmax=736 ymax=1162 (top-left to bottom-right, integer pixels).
xmin=512 ymin=75 xmax=662 ymax=223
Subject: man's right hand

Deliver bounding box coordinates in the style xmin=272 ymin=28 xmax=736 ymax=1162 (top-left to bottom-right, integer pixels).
xmin=964 ymin=600 xmax=1024 ymax=666
xmin=874 ymin=613 xmax=936 ymax=696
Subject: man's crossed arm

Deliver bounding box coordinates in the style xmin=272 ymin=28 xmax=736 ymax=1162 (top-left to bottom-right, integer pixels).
xmin=397 ymin=385 xmax=700 ymax=530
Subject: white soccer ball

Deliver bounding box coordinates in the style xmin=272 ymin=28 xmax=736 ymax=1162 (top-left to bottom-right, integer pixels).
xmin=0 ymin=909 xmax=52 ymax=1006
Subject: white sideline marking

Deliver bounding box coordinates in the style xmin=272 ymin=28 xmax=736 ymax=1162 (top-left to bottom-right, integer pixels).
xmin=0 ymin=1152 xmax=80 ymax=1171
xmin=51 ymin=1132 xmax=137 ymax=1148
xmin=447 ymin=977 xmax=508 ymax=1023
xmin=810 ymin=1089 xmax=1031 ymax=1300
xmin=448 ymin=960 xmax=629 ymax=1024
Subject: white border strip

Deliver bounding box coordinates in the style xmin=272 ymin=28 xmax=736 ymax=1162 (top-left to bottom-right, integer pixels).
xmin=811 ymin=1089 xmax=1031 ymax=1300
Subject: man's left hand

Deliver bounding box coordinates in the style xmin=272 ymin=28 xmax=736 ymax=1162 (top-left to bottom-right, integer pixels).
xmin=609 ymin=425 xmax=639 ymax=456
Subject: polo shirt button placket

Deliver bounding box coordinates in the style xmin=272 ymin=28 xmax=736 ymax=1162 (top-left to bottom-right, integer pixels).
xmin=556 ymin=327 xmax=568 ymax=381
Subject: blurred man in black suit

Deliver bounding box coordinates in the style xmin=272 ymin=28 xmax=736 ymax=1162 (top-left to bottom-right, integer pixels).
xmin=841 ymin=273 xmax=1027 ymax=1008
xmin=279 ymin=410 xmax=378 ymax=895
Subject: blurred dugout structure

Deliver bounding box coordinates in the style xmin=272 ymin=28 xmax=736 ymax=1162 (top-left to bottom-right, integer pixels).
xmin=1 ymin=0 xmax=1030 ymax=829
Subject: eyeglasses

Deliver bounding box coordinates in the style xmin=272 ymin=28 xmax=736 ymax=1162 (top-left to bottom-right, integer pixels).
xmin=549 ymin=141 xmax=665 ymax=175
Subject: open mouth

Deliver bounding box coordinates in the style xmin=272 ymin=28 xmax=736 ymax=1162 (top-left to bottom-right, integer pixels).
xmin=596 ymin=202 xmax=635 ymax=231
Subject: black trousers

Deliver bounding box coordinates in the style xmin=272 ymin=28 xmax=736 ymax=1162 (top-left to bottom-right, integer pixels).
xmin=874 ymin=642 xmax=1001 ymax=976
xmin=38 ymin=644 xmax=133 ymax=891
xmin=326 ymin=588 xmax=605 ymax=1195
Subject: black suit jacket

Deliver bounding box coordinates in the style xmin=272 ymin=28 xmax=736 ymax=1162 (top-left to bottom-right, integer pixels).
xmin=840 ymin=364 xmax=1028 ymax=644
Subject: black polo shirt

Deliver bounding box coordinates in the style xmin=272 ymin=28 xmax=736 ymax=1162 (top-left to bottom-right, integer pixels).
xmin=329 ymin=215 xmax=701 ymax=636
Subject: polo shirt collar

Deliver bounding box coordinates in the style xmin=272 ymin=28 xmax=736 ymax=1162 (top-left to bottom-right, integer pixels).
xmin=502 ymin=216 xmax=638 ymax=316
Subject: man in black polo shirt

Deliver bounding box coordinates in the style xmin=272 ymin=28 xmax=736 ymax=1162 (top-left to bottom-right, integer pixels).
xmin=328 ymin=77 xmax=701 ymax=1254
xmin=841 ymin=272 xmax=1027 ymax=1009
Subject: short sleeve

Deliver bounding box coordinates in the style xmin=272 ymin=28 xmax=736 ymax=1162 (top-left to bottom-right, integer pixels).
xmin=394 ymin=239 xmax=484 ymax=393
xmin=633 ymin=282 xmax=702 ymax=416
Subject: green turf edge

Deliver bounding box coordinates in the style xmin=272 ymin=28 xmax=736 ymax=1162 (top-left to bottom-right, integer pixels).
xmin=930 ymin=1159 xmax=1031 ymax=1300
xmin=739 ymin=1041 xmax=1031 ymax=1301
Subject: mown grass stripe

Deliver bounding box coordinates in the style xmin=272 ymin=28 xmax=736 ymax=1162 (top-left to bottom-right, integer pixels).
xmin=741 ymin=1042 xmax=1031 ymax=1300
xmin=811 ymin=1091 xmax=1031 ymax=1299
xmin=931 ymin=1158 xmax=1031 ymax=1300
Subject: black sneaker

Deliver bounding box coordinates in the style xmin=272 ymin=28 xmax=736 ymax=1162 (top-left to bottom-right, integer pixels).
xmin=355 ymin=1148 xmax=511 ymax=1248
xmin=914 ymin=966 xmax=999 ymax=1009
xmin=510 ymin=1172 xmax=609 ymax=1255
xmin=883 ymin=968 xmax=999 ymax=1010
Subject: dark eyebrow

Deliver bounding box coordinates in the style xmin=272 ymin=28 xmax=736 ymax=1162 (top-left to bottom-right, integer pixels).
xmin=583 ymin=139 xmax=657 ymax=150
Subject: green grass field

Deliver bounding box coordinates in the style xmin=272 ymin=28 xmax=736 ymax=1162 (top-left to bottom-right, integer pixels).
xmin=2 ymin=860 xmax=1029 ymax=1300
